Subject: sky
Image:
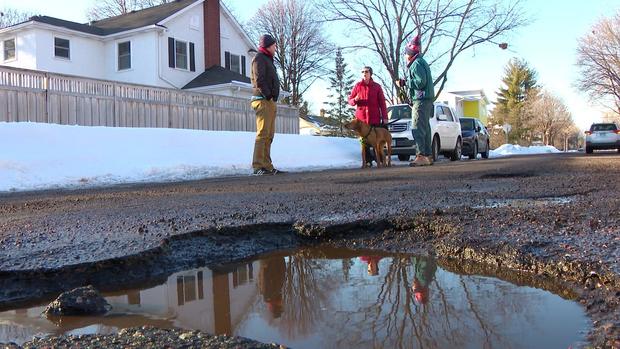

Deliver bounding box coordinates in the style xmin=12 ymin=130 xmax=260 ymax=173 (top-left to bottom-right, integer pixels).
xmin=2 ymin=0 xmax=618 ymax=130
xmin=0 ymin=122 xmax=560 ymax=193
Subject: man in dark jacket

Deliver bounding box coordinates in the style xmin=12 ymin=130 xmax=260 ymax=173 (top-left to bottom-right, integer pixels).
xmin=348 ymin=66 xmax=388 ymax=167
xmin=251 ymin=34 xmax=283 ymax=175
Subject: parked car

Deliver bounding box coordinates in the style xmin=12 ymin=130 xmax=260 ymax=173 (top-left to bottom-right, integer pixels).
xmin=585 ymin=123 xmax=620 ymax=154
xmin=459 ymin=117 xmax=490 ymax=159
xmin=387 ymin=102 xmax=462 ymax=162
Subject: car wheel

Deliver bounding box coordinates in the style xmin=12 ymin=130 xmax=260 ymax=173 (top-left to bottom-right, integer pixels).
xmin=450 ymin=138 xmax=462 ymax=161
xmin=398 ymin=154 xmax=410 ymax=161
xmin=431 ymin=136 xmax=439 ymax=162
xmin=481 ymin=141 xmax=490 ymax=159
xmin=586 ymin=146 xmax=593 ymax=154
xmin=469 ymin=142 xmax=478 ymax=159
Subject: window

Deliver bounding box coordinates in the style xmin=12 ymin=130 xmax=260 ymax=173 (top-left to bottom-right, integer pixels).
xmin=3 ymin=38 xmax=15 ymax=61
xmin=54 ymin=37 xmax=70 ymax=59
xmin=168 ymin=38 xmax=195 ymax=71
xmin=225 ymin=51 xmax=246 ymax=75
xmin=118 ymin=41 xmax=131 ymax=70
xmin=442 ymin=106 xmax=454 ymax=121
xmin=230 ymin=54 xmax=240 ymax=73
xmin=434 ymin=106 xmax=443 ymax=118
xmin=175 ymin=40 xmax=188 ymax=70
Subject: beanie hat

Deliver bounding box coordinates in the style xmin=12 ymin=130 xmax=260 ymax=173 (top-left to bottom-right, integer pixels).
xmin=259 ymin=34 xmax=276 ymax=48
xmin=405 ymin=35 xmax=421 ymax=56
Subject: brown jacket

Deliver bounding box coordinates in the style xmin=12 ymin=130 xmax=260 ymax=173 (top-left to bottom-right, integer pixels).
xmin=251 ymin=52 xmax=280 ymax=101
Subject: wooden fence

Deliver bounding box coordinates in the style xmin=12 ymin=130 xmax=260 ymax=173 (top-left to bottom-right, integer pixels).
xmin=0 ymin=66 xmax=299 ymax=134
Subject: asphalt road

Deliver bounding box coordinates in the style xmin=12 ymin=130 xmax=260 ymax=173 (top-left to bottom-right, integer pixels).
xmin=0 ymin=152 xmax=619 ymax=347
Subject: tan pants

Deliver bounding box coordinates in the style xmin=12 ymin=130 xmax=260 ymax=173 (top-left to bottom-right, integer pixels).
xmin=251 ymin=99 xmax=277 ymax=170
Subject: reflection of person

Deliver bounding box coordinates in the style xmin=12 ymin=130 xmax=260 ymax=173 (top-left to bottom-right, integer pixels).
xmin=258 ymin=255 xmax=286 ymax=318
xmin=251 ymin=34 xmax=283 ymax=175
xmin=397 ymin=35 xmax=435 ymax=167
xmin=360 ymin=255 xmax=383 ymax=276
xmin=411 ymin=256 xmax=437 ymax=305
xmin=348 ymin=66 xmax=388 ymax=167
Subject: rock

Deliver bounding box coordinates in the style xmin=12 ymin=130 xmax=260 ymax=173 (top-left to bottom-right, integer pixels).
xmin=44 ymin=285 xmax=111 ymax=316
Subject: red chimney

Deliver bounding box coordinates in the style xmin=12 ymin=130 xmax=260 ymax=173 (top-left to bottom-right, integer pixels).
xmin=204 ymin=0 xmax=221 ymax=69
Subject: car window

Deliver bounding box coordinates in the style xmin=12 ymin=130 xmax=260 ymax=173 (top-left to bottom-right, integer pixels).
xmin=388 ymin=106 xmax=411 ymax=120
xmin=591 ymin=123 xmax=617 ymax=131
xmin=476 ymin=120 xmax=485 ymax=131
xmin=442 ymin=106 xmax=454 ymax=121
xmin=459 ymin=118 xmax=475 ymax=131
xmin=434 ymin=106 xmax=443 ymax=118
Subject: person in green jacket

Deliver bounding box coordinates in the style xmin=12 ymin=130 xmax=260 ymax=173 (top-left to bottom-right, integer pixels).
xmin=398 ymin=35 xmax=435 ymax=167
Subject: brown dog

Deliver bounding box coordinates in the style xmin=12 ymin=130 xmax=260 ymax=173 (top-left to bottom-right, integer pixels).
xmin=345 ymin=119 xmax=392 ymax=168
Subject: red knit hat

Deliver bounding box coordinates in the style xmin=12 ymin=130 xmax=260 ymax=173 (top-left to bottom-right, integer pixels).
xmin=405 ymin=35 xmax=421 ymax=56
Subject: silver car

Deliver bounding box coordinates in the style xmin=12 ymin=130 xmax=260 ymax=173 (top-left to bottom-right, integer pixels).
xmin=585 ymin=123 xmax=620 ymax=154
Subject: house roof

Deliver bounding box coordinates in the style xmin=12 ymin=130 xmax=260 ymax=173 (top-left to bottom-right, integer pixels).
xmin=182 ymin=65 xmax=251 ymax=89
xmin=90 ymin=0 xmax=197 ymax=34
xmin=23 ymin=0 xmax=198 ymax=36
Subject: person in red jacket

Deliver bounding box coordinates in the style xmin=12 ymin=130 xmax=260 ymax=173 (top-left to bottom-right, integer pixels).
xmin=348 ymin=66 xmax=389 ymax=167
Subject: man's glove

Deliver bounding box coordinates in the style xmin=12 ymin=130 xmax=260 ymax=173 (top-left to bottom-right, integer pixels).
xmin=379 ymin=119 xmax=388 ymax=129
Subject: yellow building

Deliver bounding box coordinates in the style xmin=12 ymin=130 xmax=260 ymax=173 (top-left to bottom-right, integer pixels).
xmin=441 ymin=90 xmax=490 ymax=125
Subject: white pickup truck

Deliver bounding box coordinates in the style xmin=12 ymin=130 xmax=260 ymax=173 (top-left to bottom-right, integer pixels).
xmin=387 ymin=102 xmax=462 ymax=162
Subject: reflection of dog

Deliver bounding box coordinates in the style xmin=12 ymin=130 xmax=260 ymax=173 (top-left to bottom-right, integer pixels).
xmin=345 ymin=119 xmax=392 ymax=168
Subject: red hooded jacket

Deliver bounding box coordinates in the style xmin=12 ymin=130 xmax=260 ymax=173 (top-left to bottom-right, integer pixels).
xmin=348 ymin=78 xmax=388 ymax=125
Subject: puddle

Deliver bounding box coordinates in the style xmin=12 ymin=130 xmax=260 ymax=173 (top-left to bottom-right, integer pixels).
xmin=474 ymin=196 xmax=574 ymax=209
xmin=0 ymin=247 xmax=590 ymax=349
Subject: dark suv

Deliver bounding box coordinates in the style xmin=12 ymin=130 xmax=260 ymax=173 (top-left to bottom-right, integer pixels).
xmin=459 ymin=117 xmax=490 ymax=159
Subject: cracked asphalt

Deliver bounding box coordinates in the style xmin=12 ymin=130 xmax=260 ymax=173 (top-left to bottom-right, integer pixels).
xmin=0 ymin=152 xmax=619 ymax=348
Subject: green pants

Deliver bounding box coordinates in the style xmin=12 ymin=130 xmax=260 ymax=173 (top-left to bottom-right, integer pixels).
xmin=251 ymin=99 xmax=277 ymax=170
xmin=412 ymin=100 xmax=433 ymax=156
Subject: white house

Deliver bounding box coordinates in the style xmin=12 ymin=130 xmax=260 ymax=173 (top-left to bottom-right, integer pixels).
xmin=0 ymin=0 xmax=256 ymax=98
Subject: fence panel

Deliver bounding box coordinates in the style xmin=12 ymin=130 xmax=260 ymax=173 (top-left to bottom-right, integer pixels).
xmin=0 ymin=66 xmax=299 ymax=134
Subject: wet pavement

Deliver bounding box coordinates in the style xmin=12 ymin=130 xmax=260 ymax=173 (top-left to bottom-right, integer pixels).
xmin=0 ymin=247 xmax=590 ymax=349
xmin=0 ymin=152 xmax=619 ymax=348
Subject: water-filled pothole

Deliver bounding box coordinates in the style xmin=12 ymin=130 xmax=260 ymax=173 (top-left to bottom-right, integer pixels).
xmin=0 ymin=247 xmax=590 ymax=348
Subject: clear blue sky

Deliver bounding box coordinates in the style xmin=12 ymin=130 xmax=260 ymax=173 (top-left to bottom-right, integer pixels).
xmin=3 ymin=0 xmax=619 ymax=129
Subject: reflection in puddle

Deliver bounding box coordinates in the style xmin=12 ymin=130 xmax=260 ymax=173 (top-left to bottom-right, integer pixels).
xmin=474 ymin=196 xmax=574 ymax=209
xmin=0 ymin=247 xmax=590 ymax=349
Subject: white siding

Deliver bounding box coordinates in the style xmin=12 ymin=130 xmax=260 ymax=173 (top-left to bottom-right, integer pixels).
xmin=157 ymin=5 xmax=205 ymax=88
xmin=220 ymin=12 xmax=252 ymax=77
xmin=105 ymin=31 xmax=160 ymax=86
xmin=33 ymin=28 xmax=105 ymax=79
xmin=0 ymin=29 xmax=38 ymax=69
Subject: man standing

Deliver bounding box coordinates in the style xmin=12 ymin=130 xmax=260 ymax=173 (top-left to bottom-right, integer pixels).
xmin=348 ymin=66 xmax=388 ymax=167
xmin=251 ymin=34 xmax=283 ymax=175
xmin=401 ymin=35 xmax=435 ymax=166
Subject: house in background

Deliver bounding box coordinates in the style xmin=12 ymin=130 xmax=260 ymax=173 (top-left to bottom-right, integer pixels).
xmin=440 ymin=89 xmax=490 ymax=125
xmin=0 ymin=0 xmax=255 ymax=98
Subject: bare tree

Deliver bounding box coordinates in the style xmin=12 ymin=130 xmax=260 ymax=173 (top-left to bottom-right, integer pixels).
xmin=87 ymin=0 xmax=174 ymax=21
xmin=322 ymin=0 xmax=527 ymax=102
xmin=0 ymin=8 xmax=34 ymax=28
xmin=522 ymin=89 xmax=575 ymax=146
xmin=576 ymin=11 xmax=620 ymax=117
xmin=248 ymin=0 xmax=333 ymax=106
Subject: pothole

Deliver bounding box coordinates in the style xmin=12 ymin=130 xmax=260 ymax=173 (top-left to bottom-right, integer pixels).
xmin=0 ymin=246 xmax=591 ymax=348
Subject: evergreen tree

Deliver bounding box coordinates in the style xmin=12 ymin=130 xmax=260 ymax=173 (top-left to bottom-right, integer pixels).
xmin=492 ymin=58 xmax=538 ymax=143
xmin=324 ymin=48 xmax=355 ymax=136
